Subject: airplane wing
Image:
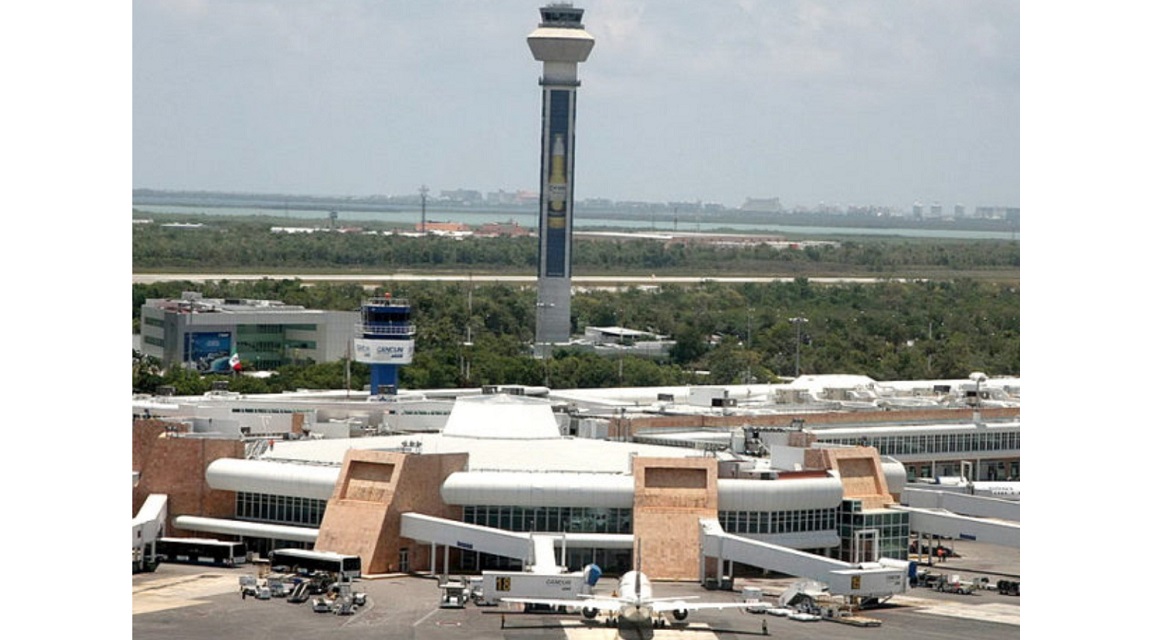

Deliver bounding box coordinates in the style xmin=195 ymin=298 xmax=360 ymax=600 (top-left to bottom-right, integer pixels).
xmin=500 ymin=596 xmax=625 ymax=613
xmin=650 ymin=600 xmax=749 ymax=613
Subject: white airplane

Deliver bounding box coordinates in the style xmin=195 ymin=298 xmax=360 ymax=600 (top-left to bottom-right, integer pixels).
xmin=501 ymin=567 xmax=747 ymax=628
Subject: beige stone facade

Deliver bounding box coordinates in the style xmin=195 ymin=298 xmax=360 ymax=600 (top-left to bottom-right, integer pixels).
xmin=314 ymin=450 xmax=468 ymax=575
xmin=631 ymin=457 xmax=718 ymax=580
xmin=805 ymin=446 xmax=894 ymax=509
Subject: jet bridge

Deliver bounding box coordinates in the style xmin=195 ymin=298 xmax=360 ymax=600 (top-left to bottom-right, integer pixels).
xmin=698 ymin=519 xmax=907 ymax=601
xmin=399 ymin=512 xmax=634 ymax=575
xmin=132 ymin=494 xmax=168 ymax=573
xmin=892 ymin=504 xmax=1020 ymax=548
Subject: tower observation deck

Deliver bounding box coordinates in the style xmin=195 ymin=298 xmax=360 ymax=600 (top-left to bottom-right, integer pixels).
xmin=528 ymin=3 xmax=594 ymax=355
xmin=353 ymin=295 xmax=416 ymax=395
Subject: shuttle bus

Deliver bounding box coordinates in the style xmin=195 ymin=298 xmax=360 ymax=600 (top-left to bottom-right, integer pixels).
xmin=156 ymin=537 xmax=248 ymax=567
xmin=269 ymin=548 xmax=362 ymax=579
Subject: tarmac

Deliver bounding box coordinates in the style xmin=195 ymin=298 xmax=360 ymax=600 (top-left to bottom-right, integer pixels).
xmin=132 ymin=540 xmax=1020 ymax=640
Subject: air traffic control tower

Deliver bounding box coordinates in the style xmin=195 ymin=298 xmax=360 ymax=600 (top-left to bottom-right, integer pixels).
xmin=353 ymin=294 xmax=415 ymax=396
xmin=528 ymin=3 xmax=594 ymax=355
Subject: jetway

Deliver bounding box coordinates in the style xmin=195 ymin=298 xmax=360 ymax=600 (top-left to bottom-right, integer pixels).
xmin=893 ymin=505 xmax=1020 ymax=548
xmin=132 ymin=494 xmax=168 ymax=573
xmin=400 ymin=512 xmax=634 ymax=575
xmin=698 ymin=519 xmax=907 ymax=601
xmin=902 ymin=487 xmax=1020 ymax=522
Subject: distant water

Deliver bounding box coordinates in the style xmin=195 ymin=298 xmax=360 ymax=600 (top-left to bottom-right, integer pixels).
xmin=132 ymin=204 xmax=1019 ymax=241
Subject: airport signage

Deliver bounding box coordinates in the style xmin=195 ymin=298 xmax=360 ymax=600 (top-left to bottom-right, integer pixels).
xmin=353 ymin=338 xmax=415 ymax=364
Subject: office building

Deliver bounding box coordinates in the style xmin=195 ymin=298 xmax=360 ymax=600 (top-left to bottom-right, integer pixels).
xmin=139 ymin=291 xmax=357 ymax=372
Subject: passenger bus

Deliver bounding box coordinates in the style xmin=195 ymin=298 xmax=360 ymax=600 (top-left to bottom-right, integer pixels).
xmin=269 ymin=548 xmax=362 ymax=579
xmin=156 ymin=537 xmax=248 ymax=567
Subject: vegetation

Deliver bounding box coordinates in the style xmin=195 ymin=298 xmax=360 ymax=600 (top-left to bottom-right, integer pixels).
xmin=132 ymin=214 xmax=1019 ymax=280
xmin=132 ymin=213 xmax=1018 ymax=395
xmin=132 ymin=278 xmax=1019 ymax=395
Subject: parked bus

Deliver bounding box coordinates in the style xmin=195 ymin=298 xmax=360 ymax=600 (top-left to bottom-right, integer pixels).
xmin=156 ymin=537 xmax=248 ymax=567
xmin=269 ymin=548 xmax=362 ymax=579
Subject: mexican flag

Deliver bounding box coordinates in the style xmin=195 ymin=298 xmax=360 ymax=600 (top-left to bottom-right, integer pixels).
xmin=229 ymin=349 xmax=242 ymax=372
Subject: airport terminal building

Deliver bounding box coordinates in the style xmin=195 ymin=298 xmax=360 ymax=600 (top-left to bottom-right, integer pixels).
xmin=134 ymin=392 xmax=929 ymax=580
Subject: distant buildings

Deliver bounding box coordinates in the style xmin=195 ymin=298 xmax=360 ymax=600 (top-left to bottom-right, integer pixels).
xmin=740 ymin=197 xmax=783 ymax=213
xmin=139 ymin=292 xmax=357 ymax=372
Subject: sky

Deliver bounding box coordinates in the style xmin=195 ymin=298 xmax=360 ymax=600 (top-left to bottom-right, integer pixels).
xmin=132 ymin=0 xmax=1020 ymax=210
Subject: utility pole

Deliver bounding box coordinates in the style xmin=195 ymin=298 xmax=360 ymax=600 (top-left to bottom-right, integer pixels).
xmin=419 ymin=185 xmax=429 ymax=233
xmin=789 ymin=316 xmax=808 ymax=377
xmin=745 ymin=307 xmax=753 ymax=384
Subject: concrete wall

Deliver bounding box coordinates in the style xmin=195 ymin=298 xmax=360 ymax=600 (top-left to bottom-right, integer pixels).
xmin=315 ymin=450 xmax=468 ymax=575
xmin=631 ymin=457 xmax=718 ymax=580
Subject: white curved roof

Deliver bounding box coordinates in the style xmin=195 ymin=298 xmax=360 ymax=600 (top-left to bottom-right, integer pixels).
xmin=206 ymin=458 xmax=340 ymax=501
xmin=440 ymin=394 xmax=563 ymax=440
xmin=882 ymin=459 xmax=907 ymax=494
xmin=441 ymin=471 xmax=634 ymax=508
xmin=717 ymin=477 xmax=843 ymax=511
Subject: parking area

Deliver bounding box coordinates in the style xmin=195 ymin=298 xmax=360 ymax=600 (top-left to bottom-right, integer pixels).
xmin=133 ymin=540 xmax=1019 ymax=640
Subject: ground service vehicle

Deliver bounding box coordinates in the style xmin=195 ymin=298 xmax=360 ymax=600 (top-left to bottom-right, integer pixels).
xmin=997 ymin=579 xmax=1020 ymax=596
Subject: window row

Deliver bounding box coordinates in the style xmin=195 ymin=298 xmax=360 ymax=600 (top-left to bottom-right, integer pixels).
xmin=235 ymin=492 xmax=326 ymax=527
xmin=825 ymin=430 xmax=1020 ymax=456
xmin=905 ymin=460 xmax=1020 ymax=482
xmin=462 ymin=506 xmax=632 ymax=534
xmin=717 ymin=508 xmax=837 ymax=535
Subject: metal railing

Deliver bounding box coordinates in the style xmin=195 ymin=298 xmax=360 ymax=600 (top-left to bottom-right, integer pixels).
xmin=357 ymin=323 xmax=417 ymax=336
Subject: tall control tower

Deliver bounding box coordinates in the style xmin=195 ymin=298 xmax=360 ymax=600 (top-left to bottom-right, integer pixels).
xmin=528 ymin=3 xmax=594 ymax=355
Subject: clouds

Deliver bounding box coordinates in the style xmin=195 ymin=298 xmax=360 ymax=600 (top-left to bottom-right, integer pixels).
xmin=133 ymin=0 xmax=1019 ymax=208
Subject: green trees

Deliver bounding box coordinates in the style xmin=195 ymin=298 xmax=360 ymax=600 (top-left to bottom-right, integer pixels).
xmin=133 ymin=278 xmax=1019 ymax=394
xmin=133 ymin=216 xmax=1019 ymax=277
xmin=132 ymin=215 xmax=1019 ymax=390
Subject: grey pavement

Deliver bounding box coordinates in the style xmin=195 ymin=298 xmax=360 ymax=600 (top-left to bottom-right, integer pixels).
xmin=134 ymin=541 xmax=1019 ymax=640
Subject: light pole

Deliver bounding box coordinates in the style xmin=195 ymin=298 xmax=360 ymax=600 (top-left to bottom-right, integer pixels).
xmin=789 ymin=317 xmax=808 ymax=377
xmin=969 ymin=371 xmax=987 ymax=425
xmin=745 ymin=307 xmax=753 ymax=384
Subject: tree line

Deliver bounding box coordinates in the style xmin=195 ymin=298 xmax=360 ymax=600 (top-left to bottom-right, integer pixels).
xmin=132 ymin=277 xmax=1019 ymax=395
xmin=132 ymin=215 xmax=1019 ymax=277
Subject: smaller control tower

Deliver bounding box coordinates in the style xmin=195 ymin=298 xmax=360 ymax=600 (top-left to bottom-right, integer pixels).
xmin=528 ymin=3 xmax=594 ymax=355
xmin=353 ymin=294 xmax=416 ymax=395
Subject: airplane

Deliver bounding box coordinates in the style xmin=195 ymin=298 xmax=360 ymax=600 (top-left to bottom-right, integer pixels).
xmin=501 ymin=551 xmax=747 ymax=628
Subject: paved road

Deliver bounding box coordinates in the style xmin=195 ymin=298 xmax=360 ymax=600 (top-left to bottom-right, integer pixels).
xmin=133 ymin=273 xmax=900 ymax=286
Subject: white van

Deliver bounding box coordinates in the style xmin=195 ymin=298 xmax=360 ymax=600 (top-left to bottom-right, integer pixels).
xmin=742 ymin=586 xmax=766 ymax=613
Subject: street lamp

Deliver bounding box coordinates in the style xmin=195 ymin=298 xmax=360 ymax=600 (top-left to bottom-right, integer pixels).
xmin=968 ymin=371 xmax=988 ymax=425
xmin=745 ymin=307 xmax=753 ymax=384
xmin=789 ymin=317 xmax=808 ymax=377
